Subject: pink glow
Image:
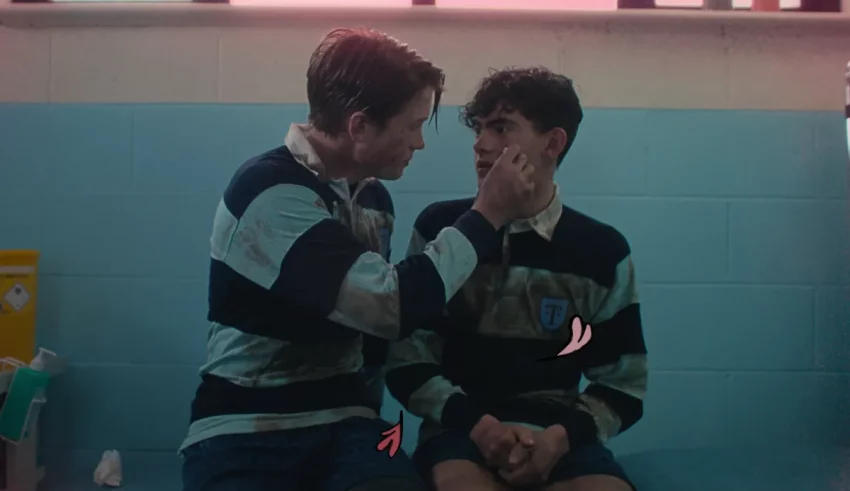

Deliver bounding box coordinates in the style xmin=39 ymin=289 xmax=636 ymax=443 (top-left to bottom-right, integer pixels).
xmin=436 ymin=0 xmax=616 ymax=9
xmin=654 ymin=0 xmax=701 ymax=5
xmin=230 ymin=0 xmax=410 ymax=7
xmin=656 ymin=0 xmax=801 ymax=6
xmin=225 ymin=0 xmax=803 ymax=11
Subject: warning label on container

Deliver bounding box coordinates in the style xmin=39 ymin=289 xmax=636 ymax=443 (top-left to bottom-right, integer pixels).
xmin=3 ymin=284 xmax=29 ymax=312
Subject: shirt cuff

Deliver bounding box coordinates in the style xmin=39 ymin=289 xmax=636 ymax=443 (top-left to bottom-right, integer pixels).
xmin=451 ymin=209 xmax=498 ymax=261
xmin=559 ymin=408 xmax=600 ymax=450
xmin=440 ymin=393 xmax=487 ymax=435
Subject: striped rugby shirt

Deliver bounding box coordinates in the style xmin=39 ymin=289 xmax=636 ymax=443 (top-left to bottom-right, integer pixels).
xmin=180 ymin=124 xmax=498 ymax=451
xmin=385 ymin=188 xmax=649 ymax=450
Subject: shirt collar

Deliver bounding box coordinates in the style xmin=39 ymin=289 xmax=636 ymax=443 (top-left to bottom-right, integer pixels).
xmin=284 ymin=123 xmax=326 ymax=177
xmin=283 ymin=123 xmax=375 ymax=201
xmin=507 ymin=185 xmax=563 ymax=242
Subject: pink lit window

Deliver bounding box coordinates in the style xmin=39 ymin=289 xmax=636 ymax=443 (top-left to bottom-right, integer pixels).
xmin=435 ymin=0 xmax=617 ymax=9
xmin=655 ymin=0 xmax=801 ymax=7
xmin=230 ymin=0 xmax=411 ymax=6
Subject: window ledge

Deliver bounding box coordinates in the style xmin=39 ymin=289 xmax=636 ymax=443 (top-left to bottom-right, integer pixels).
xmin=0 ymin=3 xmax=848 ymax=30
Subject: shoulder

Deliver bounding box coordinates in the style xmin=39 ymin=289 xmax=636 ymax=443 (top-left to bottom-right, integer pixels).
xmin=223 ymin=146 xmax=336 ymax=218
xmin=555 ymin=206 xmax=632 ymax=276
xmin=414 ymin=197 xmax=476 ymax=241
xmin=356 ymin=179 xmax=395 ymax=216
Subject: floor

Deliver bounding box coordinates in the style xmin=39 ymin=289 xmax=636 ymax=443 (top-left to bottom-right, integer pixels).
xmin=38 ymin=446 xmax=850 ymax=491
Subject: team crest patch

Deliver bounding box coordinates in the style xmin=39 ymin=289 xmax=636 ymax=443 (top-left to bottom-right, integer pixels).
xmin=539 ymin=298 xmax=569 ymax=331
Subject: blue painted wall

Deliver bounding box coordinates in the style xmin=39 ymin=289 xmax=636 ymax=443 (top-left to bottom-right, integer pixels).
xmin=0 ymin=104 xmax=847 ymax=460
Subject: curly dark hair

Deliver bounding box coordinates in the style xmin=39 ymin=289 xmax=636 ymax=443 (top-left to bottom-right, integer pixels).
xmin=461 ymin=67 xmax=583 ymax=166
xmin=307 ymin=28 xmax=445 ymax=136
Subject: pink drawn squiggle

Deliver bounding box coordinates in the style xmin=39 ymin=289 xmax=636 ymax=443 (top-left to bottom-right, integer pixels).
xmin=538 ymin=315 xmax=593 ymax=362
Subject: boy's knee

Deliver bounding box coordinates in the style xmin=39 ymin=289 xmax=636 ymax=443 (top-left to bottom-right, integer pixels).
xmin=544 ymin=475 xmax=634 ymax=491
xmin=431 ymin=460 xmax=509 ymax=491
xmin=348 ymin=477 xmax=428 ymax=491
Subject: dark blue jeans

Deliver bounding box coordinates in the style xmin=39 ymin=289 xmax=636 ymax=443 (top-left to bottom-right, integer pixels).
xmin=181 ymin=417 xmax=425 ymax=491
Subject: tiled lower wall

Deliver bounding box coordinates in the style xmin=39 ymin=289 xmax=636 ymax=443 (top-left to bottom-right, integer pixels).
xmin=0 ymin=103 xmax=847 ymax=458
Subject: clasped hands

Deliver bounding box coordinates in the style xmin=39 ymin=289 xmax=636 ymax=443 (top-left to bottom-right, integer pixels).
xmin=469 ymin=415 xmax=570 ymax=488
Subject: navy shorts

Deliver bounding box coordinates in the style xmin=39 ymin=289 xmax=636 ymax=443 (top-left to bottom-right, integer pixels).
xmin=181 ymin=417 xmax=425 ymax=491
xmin=413 ymin=430 xmax=635 ymax=491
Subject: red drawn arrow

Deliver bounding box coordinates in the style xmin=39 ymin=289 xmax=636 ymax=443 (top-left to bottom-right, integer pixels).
xmin=538 ymin=315 xmax=593 ymax=362
xmin=376 ymin=410 xmax=404 ymax=458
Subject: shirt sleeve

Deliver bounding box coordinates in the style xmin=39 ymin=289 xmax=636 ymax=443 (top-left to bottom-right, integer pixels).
xmin=559 ymin=251 xmax=649 ymax=450
xmin=385 ymin=228 xmax=487 ymax=431
xmin=361 ymin=188 xmax=394 ymax=371
xmin=217 ymin=183 xmax=498 ymax=341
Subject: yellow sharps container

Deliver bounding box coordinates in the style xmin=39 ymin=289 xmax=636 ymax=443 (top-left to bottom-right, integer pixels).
xmin=0 ymin=250 xmax=40 ymax=364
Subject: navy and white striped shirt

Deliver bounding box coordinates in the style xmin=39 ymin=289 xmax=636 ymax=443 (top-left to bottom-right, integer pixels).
xmin=181 ymin=125 xmax=498 ymax=450
xmin=386 ymin=192 xmax=648 ymax=451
